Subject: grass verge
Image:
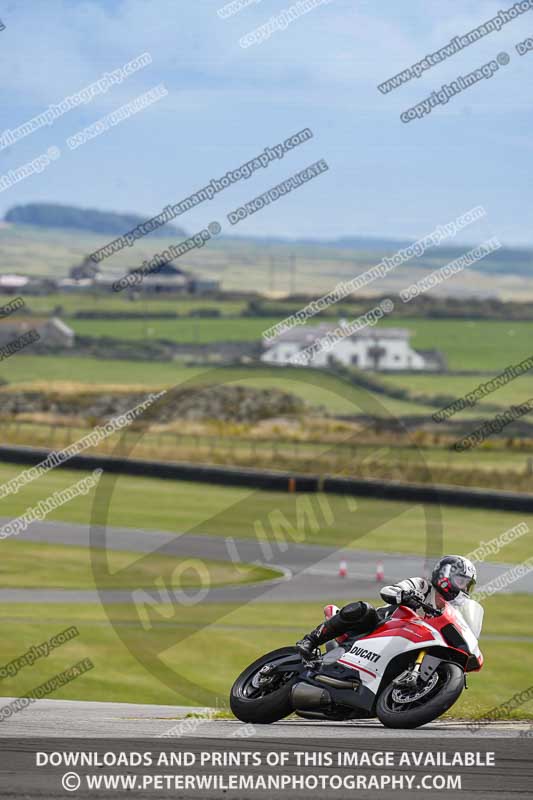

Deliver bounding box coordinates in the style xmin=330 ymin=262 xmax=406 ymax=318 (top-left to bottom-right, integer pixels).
xmin=0 ymin=540 xmax=280 ymax=590
xmin=0 ymin=463 xmax=532 ymax=564
xmin=0 ymin=595 xmax=531 ymax=720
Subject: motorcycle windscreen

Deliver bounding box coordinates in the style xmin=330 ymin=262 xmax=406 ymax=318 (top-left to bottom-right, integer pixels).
xmin=451 ymin=595 xmax=484 ymax=639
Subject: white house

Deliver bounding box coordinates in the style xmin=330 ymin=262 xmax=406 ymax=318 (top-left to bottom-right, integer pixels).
xmin=0 ymin=274 xmax=30 ymax=293
xmin=261 ymin=321 xmax=445 ymax=372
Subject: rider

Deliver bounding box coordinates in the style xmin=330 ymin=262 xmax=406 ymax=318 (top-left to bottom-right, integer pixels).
xmin=296 ymin=555 xmax=478 ymax=659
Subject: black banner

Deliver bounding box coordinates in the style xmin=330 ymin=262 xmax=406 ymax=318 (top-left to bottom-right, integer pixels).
xmin=0 ymin=737 xmax=531 ymax=799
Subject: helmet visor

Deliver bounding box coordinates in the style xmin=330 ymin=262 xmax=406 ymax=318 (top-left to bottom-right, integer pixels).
xmin=435 ymin=562 xmax=475 ymax=596
xmin=453 ymin=574 xmax=472 ymax=590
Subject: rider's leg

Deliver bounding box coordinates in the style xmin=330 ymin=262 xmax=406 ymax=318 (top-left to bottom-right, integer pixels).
xmin=296 ymin=601 xmax=378 ymax=658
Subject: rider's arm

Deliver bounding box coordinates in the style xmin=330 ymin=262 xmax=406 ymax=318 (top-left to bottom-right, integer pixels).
xmin=380 ymin=577 xmax=430 ymax=606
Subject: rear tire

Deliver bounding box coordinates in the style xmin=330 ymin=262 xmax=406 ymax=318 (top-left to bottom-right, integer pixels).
xmin=376 ymin=662 xmax=464 ymax=729
xmin=230 ymin=647 xmax=301 ymax=724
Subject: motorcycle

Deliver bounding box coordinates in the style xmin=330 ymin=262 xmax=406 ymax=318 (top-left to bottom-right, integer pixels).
xmin=230 ymin=592 xmax=484 ymax=728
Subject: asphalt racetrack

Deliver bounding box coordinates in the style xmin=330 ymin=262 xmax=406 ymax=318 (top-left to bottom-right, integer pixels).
xmin=0 ymin=706 xmax=531 ymax=800
xmin=1 ymin=518 xmax=532 ymax=605
xmin=1 ymin=522 xmax=530 ymax=796
xmin=0 ymin=698 xmax=527 ymax=738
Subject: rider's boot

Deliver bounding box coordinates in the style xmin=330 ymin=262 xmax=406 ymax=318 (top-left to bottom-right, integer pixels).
xmin=296 ymin=602 xmax=378 ymax=659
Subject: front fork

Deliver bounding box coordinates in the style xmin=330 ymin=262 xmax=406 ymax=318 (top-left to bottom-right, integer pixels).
xmin=393 ymin=649 xmax=427 ymax=688
xmin=414 ymin=649 xmax=426 ymax=673
xmin=395 ymin=649 xmax=468 ymax=690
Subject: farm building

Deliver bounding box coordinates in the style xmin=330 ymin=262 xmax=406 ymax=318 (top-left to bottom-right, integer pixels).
xmin=0 ymin=317 xmax=75 ymax=348
xmin=261 ymin=322 xmax=445 ymax=372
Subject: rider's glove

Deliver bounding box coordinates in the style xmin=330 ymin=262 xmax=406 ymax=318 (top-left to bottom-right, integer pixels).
xmin=380 ymin=585 xmax=403 ymax=605
xmin=296 ymin=635 xmax=318 ymax=660
xmin=401 ymin=589 xmax=426 ymax=609
xmin=380 ymin=585 xmax=425 ymax=607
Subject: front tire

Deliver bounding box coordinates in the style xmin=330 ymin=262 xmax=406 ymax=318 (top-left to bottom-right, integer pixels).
xmin=377 ymin=662 xmax=464 ymax=729
xmin=230 ymin=647 xmax=301 ymax=724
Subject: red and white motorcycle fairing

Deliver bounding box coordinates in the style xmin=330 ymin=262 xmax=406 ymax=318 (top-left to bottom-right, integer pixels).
xmin=334 ymin=597 xmax=484 ymax=697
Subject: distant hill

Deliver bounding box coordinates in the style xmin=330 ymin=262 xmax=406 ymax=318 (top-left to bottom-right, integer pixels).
xmin=223 ymin=234 xmax=533 ymax=277
xmin=4 ymin=203 xmax=187 ymax=238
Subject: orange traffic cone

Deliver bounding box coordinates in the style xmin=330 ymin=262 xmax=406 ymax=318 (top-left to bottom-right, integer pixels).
xmin=339 ymin=560 xmax=348 ymax=578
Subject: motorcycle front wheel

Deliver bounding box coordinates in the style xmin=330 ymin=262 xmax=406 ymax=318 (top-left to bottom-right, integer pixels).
xmin=376 ymin=662 xmax=464 ymax=729
xmin=230 ymin=647 xmax=302 ymax=724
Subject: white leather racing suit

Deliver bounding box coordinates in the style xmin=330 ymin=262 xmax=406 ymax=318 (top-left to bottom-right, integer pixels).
xmin=380 ymin=576 xmax=484 ymax=638
xmin=380 ymin=576 xmax=436 ymax=614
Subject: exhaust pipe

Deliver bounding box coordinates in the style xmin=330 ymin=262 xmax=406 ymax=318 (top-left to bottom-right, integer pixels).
xmin=291 ymin=682 xmax=332 ymax=711
xmin=315 ymin=674 xmax=359 ymax=690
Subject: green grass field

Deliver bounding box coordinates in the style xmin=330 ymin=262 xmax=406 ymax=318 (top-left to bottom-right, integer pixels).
xmin=380 ymin=319 xmax=533 ymax=372
xmin=3 ymin=221 xmax=533 ymax=298
xmin=6 ymin=418 xmax=533 ymax=472
xmin=0 ymin=355 xmax=203 ymax=386
xmin=58 ymin=316 xmax=533 ymax=372
xmin=0 ymin=357 xmax=438 ymax=417
xmin=24 ymin=293 xmax=245 ymax=316
xmin=0 ymin=540 xmax=279 ymax=589
xmin=0 ymin=596 xmax=531 ymax=719
xmin=4 ymin=312 xmax=533 ymax=376
xmin=382 ymin=371 xmax=533 ymax=412
xmin=69 ymin=316 xmax=284 ymax=343
xmin=1 ymin=463 xmax=532 ymax=563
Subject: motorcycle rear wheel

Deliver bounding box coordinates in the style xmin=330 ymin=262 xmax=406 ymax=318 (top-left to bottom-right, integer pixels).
xmin=376 ymin=662 xmax=464 ymax=729
xmin=230 ymin=647 xmax=301 ymax=724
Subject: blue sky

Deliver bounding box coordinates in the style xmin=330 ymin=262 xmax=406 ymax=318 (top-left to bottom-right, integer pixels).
xmin=0 ymin=0 xmax=532 ymax=244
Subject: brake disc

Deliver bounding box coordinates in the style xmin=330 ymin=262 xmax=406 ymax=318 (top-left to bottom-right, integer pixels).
xmin=251 ymin=664 xmax=275 ymax=688
xmin=391 ymin=672 xmax=439 ymax=704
